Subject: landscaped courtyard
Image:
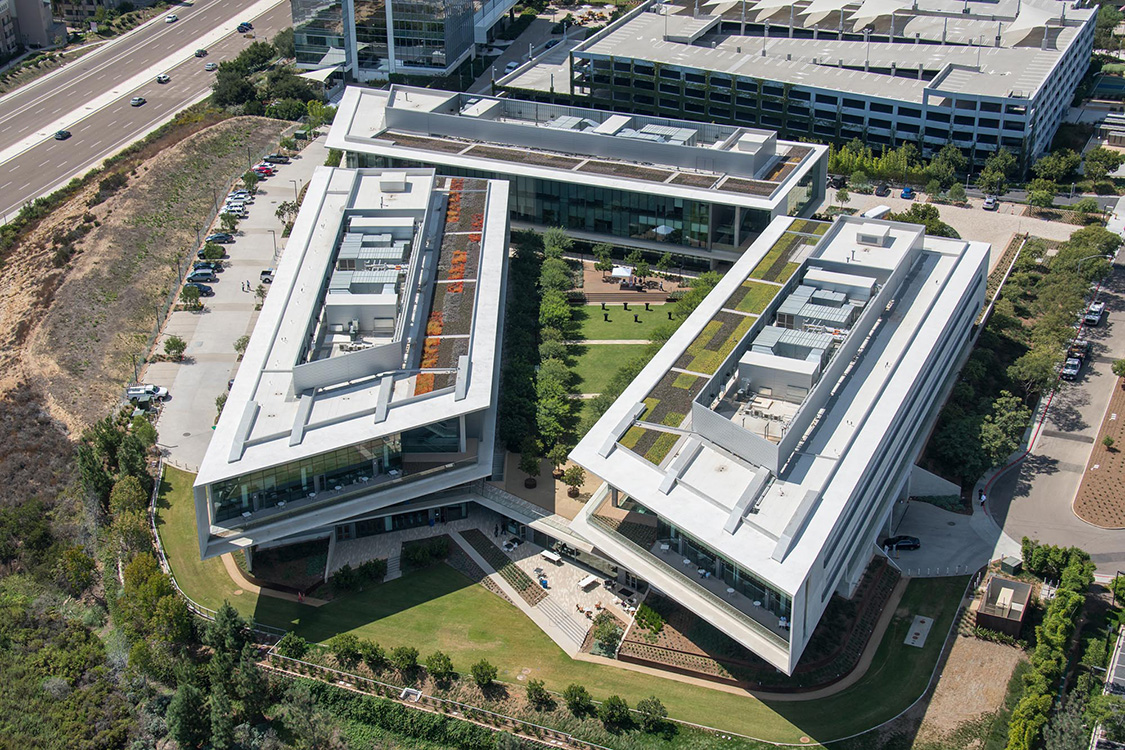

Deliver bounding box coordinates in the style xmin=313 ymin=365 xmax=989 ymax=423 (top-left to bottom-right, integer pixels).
xmin=574 ymin=303 xmax=668 ymax=340
xmin=158 ymin=466 xmax=968 ymax=746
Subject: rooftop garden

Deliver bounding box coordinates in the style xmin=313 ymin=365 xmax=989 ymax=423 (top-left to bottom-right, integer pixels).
xmin=749 ymin=229 xmax=820 ymax=284
xmin=578 ymin=159 xmax=674 ymax=183
xmin=620 ymin=425 xmax=682 ymax=467
xmin=618 ymin=370 xmax=706 ymax=464
xmin=386 ymin=131 xmax=470 ymax=154
xmin=465 ymin=144 xmax=584 ymax=170
xmin=722 ymin=280 xmax=778 ymax=315
xmin=670 ymin=172 xmax=720 ymax=188
xmin=674 ymin=311 xmax=757 ymax=375
xmin=718 ymin=176 xmax=777 ymax=197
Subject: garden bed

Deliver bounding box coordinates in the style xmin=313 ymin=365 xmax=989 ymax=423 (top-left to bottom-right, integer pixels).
xmin=577 ymin=159 xmax=674 ymax=183
xmin=722 ymin=280 xmax=778 ymax=315
xmin=670 ymin=172 xmax=719 ymax=188
xmin=619 ymin=425 xmax=681 ymax=466
xmin=461 ymin=529 xmax=547 ymax=607
xmin=674 ymin=310 xmax=757 ymax=374
xmin=465 ymin=144 xmax=583 ymax=170
xmin=386 ymin=131 xmax=471 ymax=154
xmin=718 ymin=176 xmax=778 ymax=197
xmin=749 ymin=231 xmax=818 ymax=283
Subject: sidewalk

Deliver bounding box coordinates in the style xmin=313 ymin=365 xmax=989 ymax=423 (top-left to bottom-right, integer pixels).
xmin=150 ymin=135 xmax=330 ymax=471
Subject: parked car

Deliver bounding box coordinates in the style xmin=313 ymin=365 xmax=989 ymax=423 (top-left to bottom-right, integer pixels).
xmin=205 ymin=62 xmax=218 ymax=71
xmin=224 ymin=200 xmax=246 ymax=211
xmin=193 ymin=260 xmax=223 ymax=272
xmin=1061 ymin=357 xmax=1082 ymax=381
xmin=1068 ymin=338 xmax=1091 ymax=361
xmin=156 ymin=74 xmax=171 ymax=84
xmin=194 ymin=48 xmax=207 ymax=57
xmin=260 ymin=268 xmax=275 ymax=284
xmin=126 ymin=384 xmax=168 ymax=401
xmin=1085 ymin=300 xmax=1106 ymax=326
xmin=197 ymin=246 xmax=226 ymax=259
xmin=504 ymin=61 xmax=520 ymax=73
xmin=545 ymin=38 xmax=561 ymax=49
xmin=227 ymin=190 xmax=252 ymax=201
xmin=54 ymin=129 xmax=71 ymax=140
xmin=900 ymin=186 xmax=916 ymax=200
xmin=982 ymin=195 xmax=998 ymax=211
xmin=882 ymin=535 xmax=920 ymax=551
xmin=205 ymin=232 xmax=234 ymax=243
xmin=828 ymin=174 xmax=846 ymax=189
xmin=253 ymin=162 xmax=277 ymax=172
xmin=185 ymin=282 xmax=214 ymax=297
xmin=252 ymin=166 xmax=274 ymax=176
xmin=874 ymin=183 xmax=890 ymax=197
xmin=165 ymin=13 xmax=178 ymax=22
xmin=186 ymin=269 xmax=217 ymax=283
xmin=264 ymin=154 xmax=290 ymax=164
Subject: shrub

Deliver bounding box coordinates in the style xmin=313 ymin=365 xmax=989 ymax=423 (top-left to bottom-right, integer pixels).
xmin=328 ymin=633 xmax=361 ymax=669
xmin=634 ymin=603 xmax=665 ymax=635
xmin=562 ymin=683 xmax=593 ymax=716
xmin=401 ymin=537 xmax=449 ymax=569
xmin=359 ymin=640 xmax=386 ymax=673
xmin=599 ymin=694 xmax=630 ymax=729
xmin=163 ymin=335 xmax=187 ymax=360
xmin=276 ymin=632 xmax=310 ymax=659
xmin=526 ymin=678 xmax=551 ymax=709
xmin=425 ymin=650 xmax=455 ymax=683
xmin=390 ymin=645 xmax=419 ymax=672
xmin=470 ymin=659 xmax=497 ymax=688
xmin=636 ymin=696 xmax=667 ymax=732
xmin=592 ymin=611 xmax=622 ymax=654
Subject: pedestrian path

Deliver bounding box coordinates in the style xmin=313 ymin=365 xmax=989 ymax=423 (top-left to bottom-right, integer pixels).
xmin=220 ymin=553 xmax=329 ymax=607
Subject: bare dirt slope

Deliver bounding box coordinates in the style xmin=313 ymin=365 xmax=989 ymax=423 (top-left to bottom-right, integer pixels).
xmin=0 ymin=116 xmax=287 ymax=507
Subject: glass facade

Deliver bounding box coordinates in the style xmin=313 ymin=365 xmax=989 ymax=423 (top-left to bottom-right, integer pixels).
xmin=353 ymin=0 xmax=390 ymax=74
xmin=293 ymin=0 xmax=352 ymax=70
xmin=402 ymin=417 xmax=461 ymax=453
xmin=786 ymin=167 xmax=817 ymax=217
xmin=210 ymin=435 xmax=402 ymax=523
xmin=389 ymin=0 xmax=475 ymax=71
xmin=337 ymin=501 xmax=470 ymax=539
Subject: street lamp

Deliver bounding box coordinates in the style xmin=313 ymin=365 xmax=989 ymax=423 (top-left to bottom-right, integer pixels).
xmin=289 ymin=179 xmax=299 ymax=201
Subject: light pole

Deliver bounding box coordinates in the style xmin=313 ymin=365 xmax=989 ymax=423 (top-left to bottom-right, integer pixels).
xmin=289 ymin=179 xmax=299 ymax=201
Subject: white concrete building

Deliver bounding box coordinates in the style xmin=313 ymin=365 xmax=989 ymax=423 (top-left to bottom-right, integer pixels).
xmin=194 ymin=167 xmax=512 ymax=559
xmin=500 ymin=0 xmax=1096 ymax=169
xmin=328 ymin=84 xmax=827 ymax=264
xmin=569 ymin=214 xmax=989 ymax=672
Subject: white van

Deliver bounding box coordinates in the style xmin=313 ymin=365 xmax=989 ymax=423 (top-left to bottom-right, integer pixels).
xmin=861 ymin=205 xmax=892 ymax=219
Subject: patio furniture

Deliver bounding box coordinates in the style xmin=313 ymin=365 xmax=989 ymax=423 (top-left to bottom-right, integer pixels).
xmin=682 ymin=558 xmax=691 ymax=566
xmin=753 ymin=600 xmax=762 ymax=607
xmin=578 ymin=574 xmax=600 ymax=590
xmin=659 ymin=543 xmax=670 ymax=552
xmin=779 ymin=617 xmax=789 ymax=629
xmin=540 ymin=550 xmax=562 ymax=565
xmin=726 ymin=587 xmax=735 ymax=597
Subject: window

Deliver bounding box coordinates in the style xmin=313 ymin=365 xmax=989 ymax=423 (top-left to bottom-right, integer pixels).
xmin=660 ymin=68 xmax=681 ymax=80
xmin=710 ymin=107 xmax=731 ymax=119
xmin=954 ymin=115 xmax=975 ymax=126
xmin=843 ymin=98 xmax=864 ymax=109
xmin=685 ymin=101 xmax=704 ymax=113
xmin=763 ymin=85 xmax=784 ymax=97
xmin=685 ymin=72 xmax=705 ymax=84
xmin=736 ymin=80 xmax=757 ymax=93
xmin=898 ymin=106 xmax=921 ymax=118
xmin=870 ymin=102 xmax=892 ymax=114
xmin=816 ymin=93 xmax=838 ymax=105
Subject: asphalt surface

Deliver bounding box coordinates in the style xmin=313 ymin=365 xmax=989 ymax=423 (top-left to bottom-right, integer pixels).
xmin=0 ymin=0 xmax=290 ymax=222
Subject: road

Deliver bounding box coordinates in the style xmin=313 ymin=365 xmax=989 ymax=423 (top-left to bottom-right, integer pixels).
xmin=0 ymin=0 xmax=290 ymax=222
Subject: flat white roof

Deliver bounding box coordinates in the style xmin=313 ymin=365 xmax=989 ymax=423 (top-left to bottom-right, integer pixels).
xmin=571 ymin=214 xmax=989 ymax=594
xmin=196 ymin=167 xmax=510 ymax=486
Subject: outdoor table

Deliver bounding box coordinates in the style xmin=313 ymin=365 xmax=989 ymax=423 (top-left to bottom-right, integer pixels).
xmin=578 ymin=574 xmax=600 ymax=589
xmin=540 ymin=550 xmax=562 ymax=565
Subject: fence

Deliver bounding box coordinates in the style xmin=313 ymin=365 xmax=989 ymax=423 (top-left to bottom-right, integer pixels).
xmin=263 ymin=651 xmax=615 ymax=750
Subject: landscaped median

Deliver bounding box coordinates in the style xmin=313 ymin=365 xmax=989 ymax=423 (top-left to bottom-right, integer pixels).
xmin=156 ymin=465 xmax=967 ymax=747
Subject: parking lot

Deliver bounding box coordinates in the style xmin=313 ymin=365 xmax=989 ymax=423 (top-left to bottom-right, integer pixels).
xmin=146 ymin=136 xmax=329 ymax=471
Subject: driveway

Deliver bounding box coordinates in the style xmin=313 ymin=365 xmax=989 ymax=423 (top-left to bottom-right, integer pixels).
xmin=469 ymin=17 xmax=563 ymax=94
xmin=887 ymin=501 xmax=1020 ymax=577
xmin=987 ymin=267 xmax=1125 ymax=573
xmin=147 ymin=136 xmax=329 ymax=471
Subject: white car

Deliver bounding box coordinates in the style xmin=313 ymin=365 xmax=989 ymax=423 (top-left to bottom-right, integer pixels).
xmin=156 ymin=74 xmax=171 ymax=84
xmin=504 ymin=61 xmax=520 ymax=73
xmin=1085 ymin=301 xmax=1106 ymax=326
xmin=205 ymin=62 xmax=218 ymax=71
xmin=165 ymin=14 xmax=178 ymax=22
xmin=1061 ymin=358 xmax=1082 ymax=381
xmin=126 ymin=384 xmax=169 ymax=401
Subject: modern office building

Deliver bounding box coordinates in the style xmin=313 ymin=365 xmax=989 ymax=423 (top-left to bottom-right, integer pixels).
xmin=194 ymin=167 xmax=514 ymax=559
xmin=327 ymin=85 xmax=827 ymax=264
xmin=499 ymin=0 xmax=1095 ymax=169
xmin=292 ymin=0 xmax=518 ymax=81
xmin=568 ymin=214 xmax=989 ymax=672
xmin=0 ymin=0 xmax=60 ymax=53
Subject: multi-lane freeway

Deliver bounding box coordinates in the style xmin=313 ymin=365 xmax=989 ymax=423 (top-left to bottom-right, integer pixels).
xmin=0 ymin=0 xmax=290 ymax=222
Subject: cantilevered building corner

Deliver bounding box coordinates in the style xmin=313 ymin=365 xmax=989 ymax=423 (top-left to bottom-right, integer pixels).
xmin=569 ymin=214 xmax=989 ymax=673
xmin=327 ymin=84 xmax=828 ymax=264
xmin=193 ymin=167 xmax=510 ymax=560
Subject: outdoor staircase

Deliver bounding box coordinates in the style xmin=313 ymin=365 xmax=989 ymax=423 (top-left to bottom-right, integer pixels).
xmin=385 ymin=554 xmax=402 ymax=582
xmin=536 ymin=596 xmax=588 ymax=647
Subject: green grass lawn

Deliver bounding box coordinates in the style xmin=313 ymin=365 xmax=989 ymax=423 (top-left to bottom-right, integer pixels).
xmin=570 ymin=343 xmax=646 ymax=394
xmin=575 ymin=303 xmax=668 ymax=341
xmin=158 ymin=466 xmax=966 ymax=745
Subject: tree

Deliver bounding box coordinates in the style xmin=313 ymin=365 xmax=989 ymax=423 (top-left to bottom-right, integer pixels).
xmin=1090 ymin=694 xmax=1125 ymax=742
xmin=1085 ymin=147 xmax=1124 ymax=183
xmin=275 ymin=200 xmax=299 ymax=225
xmin=1033 ymin=150 xmax=1081 ymax=183
xmin=164 ymin=334 xmax=187 ymax=361
xmin=599 ymin=694 xmax=630 ymax=729
xmin=277 ymin=682 xmax=346 ymax=750
xmin=54 ymin=546 xmax=96 ymax=595
xmin=276 ymin=631 xmax=309 ymax=659
xmin=657 ymin=252 xmax=673 ymax=273
xmin=307 ymin=100 xmax=337 ymax=128
xmin=234 ymin=335 xmax=250 ymax=358
xmin=110 ymin=509 xmax=150 ymax=559
xmin=180 ymin=283 xmax=201 ymax=309
xmin=546 ymin=442 xmax=572 ymax=476
xmin=1105 ymin=435 xmax=1116 ymax=451
xmin=219 ymin=212 xmax=239 ymax=233
xmin=539 ymin=289 xmax=571 ymax=330
xmin=1043 ymin=695 xmax=1087 ymax=750
xmin=210 ymin=685 xmax=235 ymax=750
xmin=563 ymin=683 xmax=593 ymax=716
xmin=979 ymin=391 xmax=1032 ymax=467
xmin=562 ymin=464 xmax=586 ymax=496
xmin=212 ymin=71 xmax=256 ymax=106
xmin=925 ymin=179 xmax=942 ymax=199
xmin=470 ymin=659 xmax=497 ymax=688
xmin=526 ymin=678 xmax=552 ymax=709
xmin=234 ymin=642 xmax=270 ymax=721
xmin=425 ymin=650 xmax=455 ymax=684
xmin=328 ymin=633 xmax=361 ymax=669
xmin=979 ymin=167 xmax=1008 ymax=197
xmin=167 ymin=682 xmax=209 ymax=749
xmin=540 ymin=257 xmax=573 ymax=292
xmin=947 ymin=182 xmax=967 ymax=204
xmin=202 ymin=242 xmax=224 ymax=260
xmin=636 ymin=696 xmax=668 ymax=732
xmin=109 ymin=475 xmax=147 ymax=516
xmin=267 ymin=98 xmax=308 ymax=121
xmin=519 ymin=437 xmax=541 ymax=479
xmin=242 ymin=170 xmax=260 ymax=194
xmin=984 ymin=147 xmax=1018 ymax=179
xmin=1008 ymin=344 xmax=1062 ymax=397
xmin=592 ymin=611 xmax=622 ymax=653
xmin=1113 ymin=359 xmax=1125 ymax=381
xmin=1027 ymin=178 xmax=1057 ymax=208
xmin=359 ymin=639 xmax=386 ymax=673
xmin=633 ymin=260 xmax=651 ymax=280
xmin=887 ymin=203 xmax=959 ymax=238
xmin=1096 ymin=3 xmax=1124 ymax=52
xmin=280 ymin=136 xmax=298 ymax=152
xmin=593 ymin=244 xmax=614 ymax=276
xmin=131 ymin=415 xmax=157 ymax=447
xmin=543 ymin=227 xmax=573 ymax=255
xmin=390 ymin=645 xmax=419 ymax=673
xmin=204 ymin=602 xmax=250 ymax=657
xmin=273 ymin=27 xmax=296 ymax=58
xmin=1073 ymin=197 xmax=1100 ymax=214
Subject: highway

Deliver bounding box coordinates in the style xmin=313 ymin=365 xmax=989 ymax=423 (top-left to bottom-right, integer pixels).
xmin=0 ymin=0 xmax=291 ymax=222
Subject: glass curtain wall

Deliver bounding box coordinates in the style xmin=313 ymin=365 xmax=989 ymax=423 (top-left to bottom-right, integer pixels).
xmin=293 ymin=0 xmax=350 ymax=69
xmin=391 ymin=0 xmax=474 ymax=70
xmin=210 ymin=435 xmax=403 ymax=522
xmin=353 ymin=0 xmax=390 ymax=74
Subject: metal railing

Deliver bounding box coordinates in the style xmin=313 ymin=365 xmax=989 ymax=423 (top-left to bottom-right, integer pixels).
xmin=587 ymin=512 xmax=790 ymax=651
xmin=471 ymin=479 xmax=575 ymax=536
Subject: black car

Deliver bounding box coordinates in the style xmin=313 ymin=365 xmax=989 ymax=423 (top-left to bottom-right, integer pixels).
xmin=237 ymin=22 xmax=252 ymax=32
xmin=193 ymin=260 xmax=223 ymax=272
xmin=874 ymin=183 xmax=891 ymax=197
xmin=828 ymin=175 xmax=846 ymax=189
xmin=194 ymin=48 xmax=207 ymax=57
xmin=883 ymin=535 xmax=920 ymax=551
xmin=545 ymin=38 xmax=561 ymax=49
xmin=185 ymin=282 xmax=214 ymax=297
xmin=205 ymin=232 xmax=234 ymax=243
xmin=54 ymin=130 xmax=71 ymax=140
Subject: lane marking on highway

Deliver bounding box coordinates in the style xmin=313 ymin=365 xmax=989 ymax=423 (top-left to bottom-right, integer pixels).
xmin=0 ymin=0 xmax=284 ymax=169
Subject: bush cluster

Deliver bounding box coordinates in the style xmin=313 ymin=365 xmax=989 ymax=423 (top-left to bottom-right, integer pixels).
xmin=401 ymin=537 xmax=449 ymax=569
xmin=332 ymin=558 xmax=388 ymax=591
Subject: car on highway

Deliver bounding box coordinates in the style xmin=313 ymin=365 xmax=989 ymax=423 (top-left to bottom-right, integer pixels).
xmin=900 ymin=186 xmax=916 ymax=200
xmin=1085 ymin=300 xmax=1106 ymax=326
xmin=205 ymin=232 xmax=234 ymax=243
xmin=156 ymin=74 xmax=171 ymax=84
xmin=545 ymin=38 xmax=561 ymax=49
xmin=882 ymin=535 xmax=920 ymax=551
xmin=186 ymin=269 xmax=217 ymax=284
xmin=264 ymin=154 xmax=290 ymax=164
xmin=126 ymin=384 xmax=169 ymax=401
xmin=982 ymin=195 xmax=998 ymax=211
xmin=54 ymin=130 xmax=71 ymax=140
xmin=1061 ymin=357 xmax=1083 ymax=381
xmin=241 ymin=21 xmax=254 ymax=29
xmin=130 ymin=96 xmax=146 ymax=107
xmin=505 ymin=61 xmax=520 ymax=73
xmin=205 ymin=62 xmax=218 ymax=71
xmin=165 ymin=14 xmax=178 ymax=23
xmin=194 ymin=49 xmax=207 ymax=57
xmin=874 ymin=183 xmax=890 ymax=197
xmin=237 ymin=22 xmax=253 ymax=33
xmin=185 ymin=282 xmax=214 ymax=297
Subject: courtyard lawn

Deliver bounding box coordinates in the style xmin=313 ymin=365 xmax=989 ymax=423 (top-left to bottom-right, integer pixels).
xmin=575 ymin=303 xmax=668 ymax=341
xmin=158 ymin=466 xmax=966 ymax=745
xmin=570 ymin=343 xmax=647 ymax=394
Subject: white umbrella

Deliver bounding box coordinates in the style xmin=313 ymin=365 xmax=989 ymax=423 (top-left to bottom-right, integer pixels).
xmin=1001 ymin=4 xmax=1056 ymax=44
xmin=751 ymin=0 xmax=795 ymax=20
xmin=799 ymin=0 xmax=854 ymax=25
xmin=848 ymin=0 xmax=911 ymax=30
